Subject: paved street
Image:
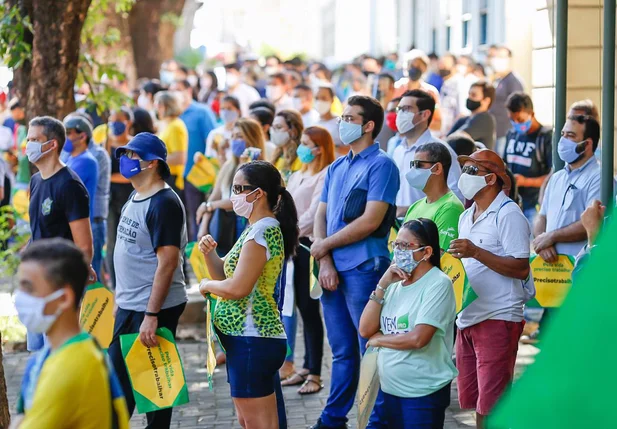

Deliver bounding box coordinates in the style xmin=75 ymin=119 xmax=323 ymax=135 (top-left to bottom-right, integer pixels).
xmin=2 ymin=322 xmax=539 ymax=429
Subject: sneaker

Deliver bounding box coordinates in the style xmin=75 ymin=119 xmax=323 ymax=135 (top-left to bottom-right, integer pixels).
xmin=309 ymin=419 xmax=348 ymax=429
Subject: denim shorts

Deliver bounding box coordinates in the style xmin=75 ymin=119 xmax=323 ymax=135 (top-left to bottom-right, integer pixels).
xmin=216 ymin=329 xmax=287 ymax=398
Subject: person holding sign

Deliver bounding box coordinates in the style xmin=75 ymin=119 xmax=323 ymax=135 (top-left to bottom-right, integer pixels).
xmin=403 ymin=142 xmax=465 ymax=250
xmin=359 ymin=219 xmax=457 ymax=429
xmin=449 ymin=149 xmax=531 ymax=429
xmin=199 ymin=161 xmax=299 ymax=429
xmin=13 ymin=238 xmax=129 ymax=429
xmin=107 ymin=132 xmax=188 ymax=428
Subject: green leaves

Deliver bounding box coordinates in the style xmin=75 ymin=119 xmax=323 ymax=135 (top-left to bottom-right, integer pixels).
xmin=0 ymin=3 xmax=33 ymax=69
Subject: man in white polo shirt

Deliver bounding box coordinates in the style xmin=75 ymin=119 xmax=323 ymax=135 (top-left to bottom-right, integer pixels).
xmin=448 ymin=149 xmax=531 ymax=429
xmin=392 ymin=89 xmax=463 ymax=218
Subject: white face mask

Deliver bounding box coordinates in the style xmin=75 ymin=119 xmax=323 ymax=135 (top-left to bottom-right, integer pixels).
xmin=491 ymin=57 xmax=510 ymax=74
xmin=270 ymin=129 xmax=291 ymax=147
xmin=26 ymin=140 xmax=54 ymax=164
xmin=292 ymin=97 xmax=304 ymax=111
xmin=456 ymin=64 xmax=468 ymax=76
xmin=14 ymin=289 xmax=66 ymax=334
xmin=266 ymin=85 xmax=284 ymax=101
xmin=458 ymin=172 xmax=489 ymax=200
xmin=137 ymin=94 xmax=151 ymax=110
xmin=226 ymin=73 xmax=239 ymax=88
xmin=314 ymin=100 xmax=331 ymax=115
xmin=187 ymin=75 xmax=198 ymax=87
xmin=396 ymin=111 xmax=416 ymax=134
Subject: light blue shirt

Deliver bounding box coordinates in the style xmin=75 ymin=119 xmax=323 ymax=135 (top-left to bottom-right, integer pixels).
xmin=540 ymin=156 xmax=601 ymax=256
xmin=180 ymin=101 xmax=217 ymax=178
xmin=321 ymin=143 xmax=400 ymax=271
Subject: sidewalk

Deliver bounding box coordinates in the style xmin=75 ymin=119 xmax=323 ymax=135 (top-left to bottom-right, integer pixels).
xmin=2 ymin=323 xmax=539 ymax=429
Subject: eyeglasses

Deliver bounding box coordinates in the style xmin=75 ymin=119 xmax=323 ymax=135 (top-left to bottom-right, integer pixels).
xmin=395 ymin=105 xmax=414 ymax=114
xmin=336 ymin=115 xmax=362 ymax=124
xmin=389 ymin=241 xmax=424 ymax=251
xmin=462 ymin=165 xmax=491 ymax=176
xmin=410 ymin=160 xmax=437 ymax=169
xmin=232 ymin=185 xmax=258 ymax=195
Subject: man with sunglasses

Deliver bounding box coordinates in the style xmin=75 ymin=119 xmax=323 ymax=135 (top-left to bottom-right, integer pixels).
xmin=107 ymin=132 xmax=188 ymax=428
xmin=403 ymin=142 xmax=465 ymax=250
xmin=392 ymin=89 xmax=462 ymax=218
xmin=449 ymin=149 xmax=531 ymax=429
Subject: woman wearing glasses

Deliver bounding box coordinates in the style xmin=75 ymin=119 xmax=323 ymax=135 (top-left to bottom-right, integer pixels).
xmin=269 ymin=110 xmax=303 ymax=182
xmin=199 ymin=161 xmax=299 ymax=429
xmin=359 ymin=218 xmax=457 ymax=429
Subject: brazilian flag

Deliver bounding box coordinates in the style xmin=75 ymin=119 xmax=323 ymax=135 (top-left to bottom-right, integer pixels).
xmin=186 ymin=154 xmax=219 ymax=193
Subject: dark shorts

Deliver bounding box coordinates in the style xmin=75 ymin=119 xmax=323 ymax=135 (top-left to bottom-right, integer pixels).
xmin=217 ymin=329 xmax=287 ymax=398
xmin=381 ymin=383 xmax=451 ymax=429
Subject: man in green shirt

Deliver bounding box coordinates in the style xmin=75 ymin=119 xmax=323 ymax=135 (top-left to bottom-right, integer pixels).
xmin=403 ymin=142 xmax=465 ymax=249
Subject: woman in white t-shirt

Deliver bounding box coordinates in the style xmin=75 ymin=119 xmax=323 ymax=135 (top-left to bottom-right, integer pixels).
xmin=359 ymin=218 xmax=458 ymax=429
xmin=280 ymin=126 xmax=336 ymax=394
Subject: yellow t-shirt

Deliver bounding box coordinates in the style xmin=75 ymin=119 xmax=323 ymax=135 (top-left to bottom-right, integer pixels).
xmin=275 ymin=156 xmax=302 ymax=183
xmin=158 ymin=117 xmax=188 ymax=189
xmin=331 ymin=96 xmax=344 ymax=116
xmin=19 ymin=333 xmax=130 ymax=429
xmin=92 ymin=124 xmax=108 ymax=146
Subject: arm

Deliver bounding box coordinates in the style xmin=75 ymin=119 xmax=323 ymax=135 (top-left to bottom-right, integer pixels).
xmin=470 ymin=248 xmax=529 ymax=280
xmin=146 ymin=245 xmax=180 ymax=313
xmin=369 ymin=325 xmax=438 ymax=350
xmin=69 ymin=218 xmax=94 ymax=263
xmin=313 ymin=201 xmax=339 ymax=290
xmin=298 ymin=171 xmax=327 ymax=237
xmin=167 ymin=151 xmax=187 ymax=167
xmin=199 ymin=235 xmax=226 ymax=280
xmin=515 ymin=175 xmax=548 ymax=188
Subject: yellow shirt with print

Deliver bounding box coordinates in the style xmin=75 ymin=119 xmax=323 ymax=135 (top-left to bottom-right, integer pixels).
xmin=158 ymin=117 xmax=188 ymax=190
xmin=275 ymin=156 xmax=302 ymax=183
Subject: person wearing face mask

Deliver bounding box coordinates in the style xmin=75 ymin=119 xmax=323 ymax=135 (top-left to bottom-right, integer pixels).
xmin=138 ymin=80 xmax=164 ymax=121
xmin=154 ymin=91 xmax=188 ymax=194
xmin=267 ymin=73 xmax=294 ymax=112
xmin=13 ymin=239 xmax=130 ymax=429
xmin=280 ymin=126 xmax=335 ymax=395
xmin=403 ymin=143 xmax=464 ymax=250
xmin=291 ymin=84 xmax=320 ymax=127
xmin=26 ymin=116 xmax=96 ymax=351
xmin=503 ymin=93 xmax=552 ymax=224
xmin=359 ymin=218 xmax=457 ymax=429
xmin=315 ymin=85 xmax=345 ymax=154
xmin=249 ymin=106 xmax=277 ymax=159
xmin=224 ymin=63 xmax=260 ymax=117
xmin=384 ymin=97 xmax=403 ymax=157
xmin=106 ymin=108 xmax=135 ymax=290
xmin=448 ymin=149 xmax=531 ymax=429
xmin=206 ymin=95 xmax=242 ymax=164
xmin=269 ymin=110 xmax=303 ymax=182
xmin=488 ymin=46 xmax=524 ymax=157
xmin=457 ymin=55 xmax=480 ymax=115
xmin=447 ymin=81 xmax=496 ymax=150
xmin=438 ymin=53 xmax=465 ymax=138
xmin=196 ymin=118 xmax=265 ymax=247
xmin=392 ymin=90 xmax=462 ymax=219
xmin=199 ymin=161 xmax=299 ymax=429
xmin=198 ymin=70 xmax=220 ymax=108
xmin=309 ymin=96 xmax=400 ymax=429
xmin=374 ymin=74 xmax=397 ymax=151
xmin=108 ymin=132 xmax=188 ymax=428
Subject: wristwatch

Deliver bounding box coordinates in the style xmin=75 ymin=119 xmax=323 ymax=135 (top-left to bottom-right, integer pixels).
xmin=369 ymin=291 xmax=384 ymax=305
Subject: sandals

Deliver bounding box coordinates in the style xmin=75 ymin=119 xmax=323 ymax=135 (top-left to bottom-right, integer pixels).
xmin=298 ymin=378 xmax=324 ymax=395
xmin=281 ymin=372 xmax=307 ymax=386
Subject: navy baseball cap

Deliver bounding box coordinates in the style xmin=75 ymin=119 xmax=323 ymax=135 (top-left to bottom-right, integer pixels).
xmin=115 ymin=132 xmax=170 ymax=179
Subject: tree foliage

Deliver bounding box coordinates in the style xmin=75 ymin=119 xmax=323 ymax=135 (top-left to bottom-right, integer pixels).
xmin=0 ymin=2 xmax=33 ymax=69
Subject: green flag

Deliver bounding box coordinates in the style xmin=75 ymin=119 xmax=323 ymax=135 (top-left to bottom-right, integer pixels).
xmin=488 ymin=221 xmax=616 ymax=428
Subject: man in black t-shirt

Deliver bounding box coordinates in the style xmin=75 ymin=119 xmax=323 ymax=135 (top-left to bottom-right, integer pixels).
xmin=448 ymin=80 xmax=497 ymax=150
xmin=504 ymin=93 xmax=552 ymax=223
xmin=26 ymin=116 xmax=95 ymax=351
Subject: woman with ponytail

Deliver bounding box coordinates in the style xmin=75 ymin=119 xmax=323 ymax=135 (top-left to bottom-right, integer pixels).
xmin=358 ymin=218 xmax=457 ymax=429
xmin=199 ymin=160 xmax=299 ymax=429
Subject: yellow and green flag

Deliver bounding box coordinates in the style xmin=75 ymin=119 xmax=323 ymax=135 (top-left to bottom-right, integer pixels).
xmin=441 ymin=252 xmax=477 ymax=313
xmin=186 ymin=155 xmax=219 ymax=193
xmin=79 ymin=282 xmax=115 ymax=349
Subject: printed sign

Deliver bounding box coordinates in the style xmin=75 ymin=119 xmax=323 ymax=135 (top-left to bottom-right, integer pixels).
xmin=441 ymin=252 xmax=477 ymax=313
xmin=120 ymin=327 xmax=189 ymax=414
xmin=357 ymin=346 xmax=380 ymax=429
xmin=527 ymin=254 xmax=575 ymax=308
xmin=79 ymin=282 xmax=115 ymax=349
xmin=205 ymin=297 xmax=217 ymax=390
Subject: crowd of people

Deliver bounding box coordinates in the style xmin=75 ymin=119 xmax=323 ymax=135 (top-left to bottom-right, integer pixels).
xmin=2 ymin=45 xmax=609 ymax=429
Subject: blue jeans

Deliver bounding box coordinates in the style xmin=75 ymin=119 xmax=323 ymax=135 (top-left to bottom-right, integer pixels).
xmin=319 ymin=256 xmax=390 ymax=427
xmin=92 ymin=219 xmax=107 ymax=282
xmin=283 ymin=313 xmax=297 ymax=363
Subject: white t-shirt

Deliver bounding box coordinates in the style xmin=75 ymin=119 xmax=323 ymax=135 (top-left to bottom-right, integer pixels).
xmin=456 ymin=192 xmax=531 ymax=329
xmin=205 ymin=125 xmax=232 ymax=160
xmin=302 ymin=110 xmax=321 ymax=128
xmin=229 ymin=83 xmax=261 ymax=117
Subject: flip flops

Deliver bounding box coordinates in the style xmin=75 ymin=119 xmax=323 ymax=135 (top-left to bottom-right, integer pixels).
xmin=298 ymin=378 xmax=324 ymax=395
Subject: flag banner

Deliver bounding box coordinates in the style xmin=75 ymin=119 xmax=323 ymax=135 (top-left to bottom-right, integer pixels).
xmin=120 ymin=327 xmax=189 ymax=414
xmin=205 ymin=297 xmax=217 ymax=391
xmin=441 ymin=252 xmax=477 ymax=312
xmin=526 ymin=254 xmax=574 ymax=308
xmin=79 ymin=282 xmax=115 ymax=349
xmin=186 ymin=154 xmax=219 ymax=193
xmin=185 ymin=242 xmax=212 ymax=282
xmin=357 ymin=346 xmax=380 ymax=429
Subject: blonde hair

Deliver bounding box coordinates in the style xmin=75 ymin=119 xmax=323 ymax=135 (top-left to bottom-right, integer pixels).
xmin=302 ymin=126 xmax=336 ymax=173
xmin=154 ymin=91 xmax=183 ymax=118
xmin=269 ymin=109 xmax=303 ymax=171
xmin=234 ymin=118 xmax=266 ymax=160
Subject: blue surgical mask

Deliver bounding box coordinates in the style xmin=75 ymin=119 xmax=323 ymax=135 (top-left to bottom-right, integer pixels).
xmin=120 ymin=155 xmax=146 ymax=179
xmin=64 ymin=138 xmax=74 ymax=153
xmin=160 ymin=70 xmax=174 ymax=85
xmin=558 ymin=136 xmax=585 ymax=164
xmin=220 ymin=109 xmax=238 ymax=124
xmin=339 ymin=120 xmax=364 ymax=145
xmin=231 ymin=139 xmax=247 ymax=157
xmin=393 ymin=247 xmax=427 ymax=274
xmin=297 ymin=144 xmax=316 ymax=164
xmin=109 ymin=121 xmax=127 ymax=137
xmin=510 ymin=119 xmax=532 ymax=135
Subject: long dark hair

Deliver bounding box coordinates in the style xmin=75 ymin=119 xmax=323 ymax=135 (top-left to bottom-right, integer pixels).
xmin=131 ymin=107 xmax=155 ymax=135
xmin=237 ymin=161 xmax=299 ymax=260
xmin=401 ymin=218 xmax=441 ymax=269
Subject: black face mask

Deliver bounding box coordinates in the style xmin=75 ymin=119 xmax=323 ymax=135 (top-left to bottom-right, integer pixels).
xmin=408 ymin=67 xmax=422 ymax=82
xmin=439 ymin=68 xmax=451 ymax=78
xmin=466 ymin=98 xmax=482 ymax=112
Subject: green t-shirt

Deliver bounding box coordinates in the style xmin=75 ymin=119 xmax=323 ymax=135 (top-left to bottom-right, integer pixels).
xmin=377 ymin=267 xmax=458 ymax=398
xmin=403 ymin=191 xmax=464 ymax=250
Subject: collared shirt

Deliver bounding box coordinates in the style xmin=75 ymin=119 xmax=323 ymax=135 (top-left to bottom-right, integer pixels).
xmin=539 ymin=156 xmax=601 ymax=256
xmin=392 ymin=129 xmax=463 ymax=207
xmin=321 ymin=143 xmax=400 ymax=271
xmin=88 ymin=141 xmax=111 ymax=220
xmin=456 ymin=191 xmax=531 ymax=329
xmin=181 ymin=101 xmax=217 ymax=178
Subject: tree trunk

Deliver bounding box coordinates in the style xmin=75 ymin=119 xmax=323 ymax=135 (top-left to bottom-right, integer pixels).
xmin=24 ymin=0 xmax=93 ymax=119
xmin=129 ymin=0 xmax=185 ymax=79
xmin=0 ymin=332 xmax=10 ymax=429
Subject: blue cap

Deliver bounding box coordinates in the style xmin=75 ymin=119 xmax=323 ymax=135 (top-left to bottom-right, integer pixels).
xmin=115 ymin=132 xmax=170 ymax=178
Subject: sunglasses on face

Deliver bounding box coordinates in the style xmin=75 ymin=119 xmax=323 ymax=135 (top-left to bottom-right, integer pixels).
xmin=462 ymin=165 xmax=492 ymax=176
xmin=410 ymin=160 xmax=437 ymax=169
xmin=232 ymin=185 xmax=258 ymax=195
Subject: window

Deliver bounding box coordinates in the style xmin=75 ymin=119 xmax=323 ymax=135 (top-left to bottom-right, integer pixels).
xmin=432 ymin=28 xmax=437 ymax=53
xmin=446 ymin=25 xmax=451 ymax=51
xmin=463 ymin=19 xmax=470 ymax=47
xmin=480 ymin=12 xmax=488 ymax=45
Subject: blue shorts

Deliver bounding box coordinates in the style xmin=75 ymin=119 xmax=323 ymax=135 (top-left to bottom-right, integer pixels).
xmin=379 ymin=383 xmax=451 ymax=429
xmin=217 ymin=329 xmax=287 ymax=398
